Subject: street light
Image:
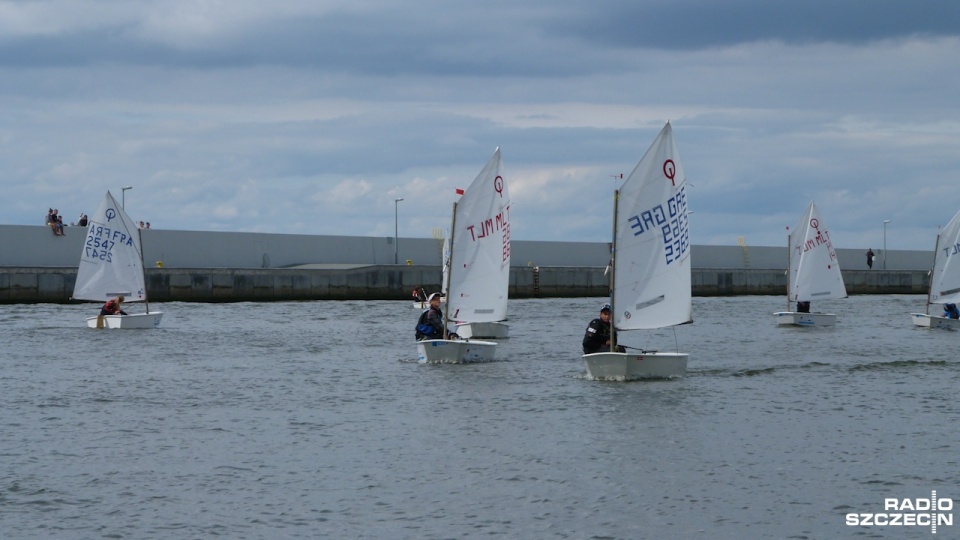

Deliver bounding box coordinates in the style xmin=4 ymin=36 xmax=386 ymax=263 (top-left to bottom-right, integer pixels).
xmin=883 ymin=219 xmax=891 ymax=269
xmin=394 ymin=198 xmax=404 ymax=264
xmin=122 ymin=186 xmax=133 ymax=209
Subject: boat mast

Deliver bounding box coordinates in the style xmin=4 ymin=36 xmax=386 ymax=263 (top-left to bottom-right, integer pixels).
xmin=609 ymin=189 xmax=619 ymax=351
xmin=442 ymin=201 xmax=457 ymax=339
xmin=138 ymin=227 xmax=150 ymax=315
xmin=785 ymin=230 xmax=791 ymax=311
xmin=926 ymin=231 xmax=942 ymax=316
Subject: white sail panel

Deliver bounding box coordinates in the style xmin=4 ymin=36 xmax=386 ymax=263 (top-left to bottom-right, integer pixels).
xmin=447 ymin=148 xmax=511 ymax=323
xmin=441 ymin=234 xmax=450 ymax=296
xmin=72 ymin=191 xmax=146 ymax=303
xmin=789 ymin=201 xmax=847 ymax=302
xmin=614 ymin=122 xmax=692 ymax=330
xmin=929 ymin=210 xmax=960 ymax=304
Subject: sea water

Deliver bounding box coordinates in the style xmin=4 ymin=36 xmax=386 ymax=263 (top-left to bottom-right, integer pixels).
xmin=1 ymin=295 xmax=957 ymax=539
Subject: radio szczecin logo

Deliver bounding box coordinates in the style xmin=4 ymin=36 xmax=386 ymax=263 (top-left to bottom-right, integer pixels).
xmin=846 ymin=491 xmax=953 ymax=534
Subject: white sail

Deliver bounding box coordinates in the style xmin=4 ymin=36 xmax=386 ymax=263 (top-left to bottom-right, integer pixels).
xmin=788 ymin=201 xmax=847 ymax=302
xmin=73 ymin=191 xmax=147 ymax=303
xmin=441 ymin=234 xmax=450 ymax=296
xmin=614 ymin=122 xmax=692 ymax=331
xmin=928 ymin=209 xmax=960 ymax=304
xmin=447 ymin=148 xmax=511 ymax=324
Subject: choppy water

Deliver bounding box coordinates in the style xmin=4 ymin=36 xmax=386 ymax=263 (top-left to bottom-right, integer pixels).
xmin=1 ymin=295 xmax=957 ymax=539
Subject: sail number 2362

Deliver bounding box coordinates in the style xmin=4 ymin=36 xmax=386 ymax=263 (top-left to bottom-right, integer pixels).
xmin=625 ymin=185 xmax=689 ymax=265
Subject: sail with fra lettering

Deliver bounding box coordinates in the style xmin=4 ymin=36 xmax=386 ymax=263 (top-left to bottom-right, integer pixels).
xmin=73 ymin=191 xmax=147 ymax=303
xmin=73 ymin=191 xmax=163 ymax=329
xmin=448 ymin=147 xmax=511 ymax=339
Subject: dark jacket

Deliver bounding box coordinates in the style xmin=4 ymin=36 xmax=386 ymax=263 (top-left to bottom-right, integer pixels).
xmin=582 ymin=317 xmax=611 ymax=354
xmin=416 ymin=307 xmax=445 ymax=340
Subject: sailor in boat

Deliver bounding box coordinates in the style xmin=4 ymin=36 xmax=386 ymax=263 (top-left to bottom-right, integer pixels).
xmin=582 ymin=303 xmax=625 ymax=354
xmin=796 ymin=301 xmax=811 ymax=313
xmin=415 ymin=293 xmax=446 ymax=340
xmin=943 ymin=303 xmax=960 ymax=319
xmin=100 ymin=295 xmax=128 ymax=317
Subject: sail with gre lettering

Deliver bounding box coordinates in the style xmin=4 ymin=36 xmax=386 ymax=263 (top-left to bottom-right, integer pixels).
xmin=613 ymin=122 xmax=692 ymax=331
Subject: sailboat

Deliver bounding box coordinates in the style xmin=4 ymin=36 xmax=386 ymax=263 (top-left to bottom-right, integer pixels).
xmin=910 ymin=209 xmax=960 ymax=329
xmin=773 ymin=201 xmax=847 ymax=327
xmin=412 ymin=290 xmax=445 ymax=310
xmin=416 ymin=148 xmax=507 ymax=363
xmin=582 ymin=122 xmax=691 ymax=380
xmin=73 ymin=191 xmax=163 ymax=329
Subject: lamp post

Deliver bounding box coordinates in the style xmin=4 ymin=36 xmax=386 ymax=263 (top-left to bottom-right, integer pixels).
xmin=883 ymin=219 xmax=891 ymax=269
xmin=394 ymin=198 xmax=404 ymax=264
xmin=122 ymin=186 xmax=133 ymax=209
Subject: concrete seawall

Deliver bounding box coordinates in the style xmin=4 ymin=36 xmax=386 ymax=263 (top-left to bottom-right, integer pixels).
xmin=0 ymin=224 xmax=933 ymax=303
xmin=0 ymin=266 xmax=929 ymax=304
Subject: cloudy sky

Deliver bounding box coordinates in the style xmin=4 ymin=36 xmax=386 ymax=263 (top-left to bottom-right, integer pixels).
xmin=2 ymin=0 xmax=959 ymax=249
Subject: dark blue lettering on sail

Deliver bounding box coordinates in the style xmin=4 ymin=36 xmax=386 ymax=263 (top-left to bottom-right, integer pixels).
xmin=84 ymin=221 xmax=135 ymax=263
xmin=625 ymin=185 xmax=689 ymax=265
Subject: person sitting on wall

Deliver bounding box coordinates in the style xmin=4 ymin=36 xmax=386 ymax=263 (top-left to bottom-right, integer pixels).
xmin=943 ymin=303 xmax=960 ymax=319
xmin=796 ymin=301 xmax=811 ymax=313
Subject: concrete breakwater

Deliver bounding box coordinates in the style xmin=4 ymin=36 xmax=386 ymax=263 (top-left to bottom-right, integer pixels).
xmin=0 ymin=224 xmax=932 ymax=303
xmin=0 ymin=265 xmax=929 ymax=304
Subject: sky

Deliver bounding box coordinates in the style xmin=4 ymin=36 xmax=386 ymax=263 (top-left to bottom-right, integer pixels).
xmin=2 ymin=0 xmax=959 ymax=250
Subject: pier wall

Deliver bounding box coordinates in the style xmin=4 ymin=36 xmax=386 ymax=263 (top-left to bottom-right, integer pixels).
xmin=0 ymin=224 xmax=932 ymax=303
xmin=0 ymin=266 xmax=930 ymax=304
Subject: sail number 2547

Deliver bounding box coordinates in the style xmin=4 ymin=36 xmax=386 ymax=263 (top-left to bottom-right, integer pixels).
xmin=84 ymin=235 xmax=116 ymax=263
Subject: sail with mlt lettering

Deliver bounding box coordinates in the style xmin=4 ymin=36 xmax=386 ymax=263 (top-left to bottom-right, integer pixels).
xmin=928 ymin=210 xmax=960 ymax=304
xmin=447 ymin=148 xmax=511 ymax=324
xmin=788 ymin=201 xmax=847 ymax=302
xmin=614 ymin=122 xmax=692 ymax=331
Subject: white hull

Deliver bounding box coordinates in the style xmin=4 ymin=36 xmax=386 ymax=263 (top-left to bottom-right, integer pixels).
xmin=910 ymin=313 xmax=960 ymax=329
xmin=86 ymin=311 xmax=163 ymax=329
xmin=582 ymin=351 xmax=688 ymax=380
xmin=774 ymin=311 xmax=837 ymax=327
xmin=455 ymin=321 xmax=509 ymax=339
xmin=416 ymin=339 xmax=497 ymax=363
